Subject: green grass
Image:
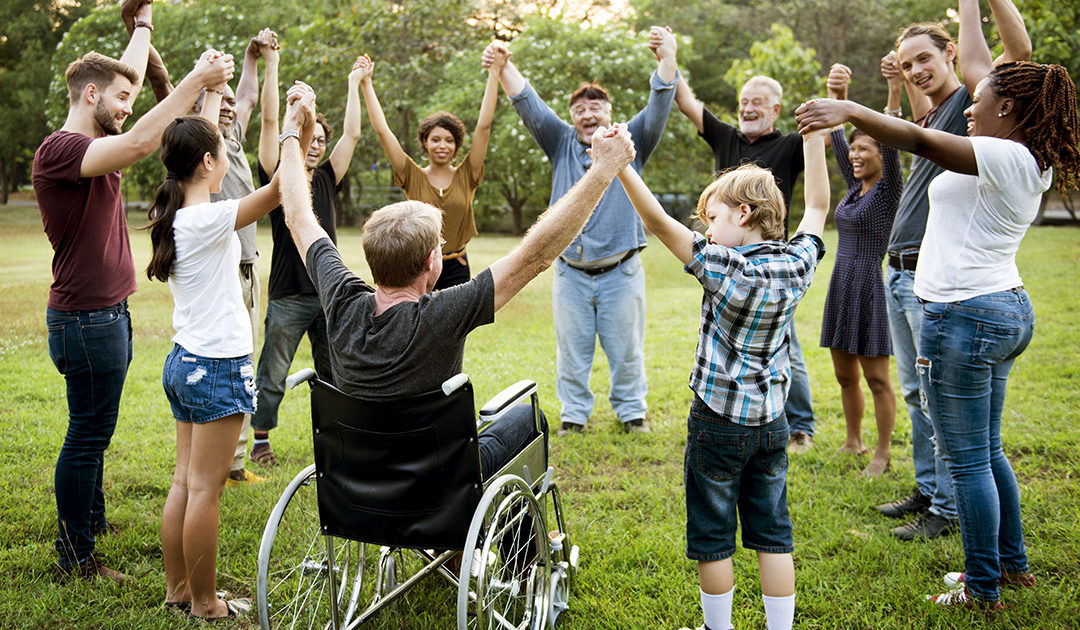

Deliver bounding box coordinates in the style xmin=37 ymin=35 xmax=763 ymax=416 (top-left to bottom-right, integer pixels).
xmin=1 ymin=203 xmax=1078 ymax=629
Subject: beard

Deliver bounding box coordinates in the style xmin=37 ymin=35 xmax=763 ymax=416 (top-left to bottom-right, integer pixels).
xmin=94 ymin=101 xmax=124 ymax=136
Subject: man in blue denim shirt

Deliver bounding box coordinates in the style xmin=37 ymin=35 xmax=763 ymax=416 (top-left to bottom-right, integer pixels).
xmin=484 ymin=28 xmax=679 ymax=435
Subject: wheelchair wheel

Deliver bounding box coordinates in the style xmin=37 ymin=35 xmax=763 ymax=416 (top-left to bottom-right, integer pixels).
xmin=456 ymin=475 xmax=551 ymax=630
xmin=257 ymin=464 xmax=367 ymax=630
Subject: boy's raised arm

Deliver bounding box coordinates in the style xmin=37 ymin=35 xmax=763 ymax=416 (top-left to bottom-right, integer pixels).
xmin=617 ymin=164 xmax=695 ymax=265
xmin=795 ymin=129 xmax=830 ymax=237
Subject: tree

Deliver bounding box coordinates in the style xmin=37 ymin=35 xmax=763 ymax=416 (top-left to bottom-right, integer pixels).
xmin=0 ymin=0 xmax=92 ymax=204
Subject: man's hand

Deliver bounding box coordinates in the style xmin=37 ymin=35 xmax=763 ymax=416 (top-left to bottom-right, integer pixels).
xmin=795 ymin=98 xmax=852 ymax=134
xmin=284 ymin=81 xmax=316 ymax=131
xmin=192 ymin=49 xmax=234 ymax=89
xmin=648 ymin=26 xmax=676 ymax=63
xmin=587 ymin=124 xmax=636 ymax=177
xmin=352 ymin=55 xmax=373 ymax=84
xmin=247 ymin=28 xmax=279 ymax=60
xmin=826 ymin=63 xmax=851 ymax=100
xmin=880 ymin=51 xmax=903 ymax=89
xmin=481 ymin=42 xmax=510 ymax=70
xmin=120 ymin=0 xmax=151 ymax=37
xmin=483 ymin=42 xmax=509 ymax=73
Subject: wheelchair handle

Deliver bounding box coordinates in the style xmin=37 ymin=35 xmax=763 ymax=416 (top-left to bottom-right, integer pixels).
xmin=286 ymin=368 xmax=317 ymax=390
xmin=478 ymin=380 xmax=538 ymax=419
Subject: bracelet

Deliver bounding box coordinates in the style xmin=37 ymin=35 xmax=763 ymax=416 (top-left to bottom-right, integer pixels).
xmin=206 ymin=87 xmax=225 ymax=95
xmin=883 ymin=106 xmax=902 ymax=118
xmin=278 ymin=129 xmax=300 ymax=144
xmin=134 ymin=20 xmax=153 ymax=32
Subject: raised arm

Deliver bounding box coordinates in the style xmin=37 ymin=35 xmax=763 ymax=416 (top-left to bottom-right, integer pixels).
xmin=617 ymin=165 xmax=694 ymax=265
xmin=327 ymin=56 xmax=365 ymax=184
xmin=117 ymin=2 xmax=152 ymax=94
xmin=483 ymin=43 xmax=526 ymax=98
xmin=959 ymin=0 xmax=1031 ymax=94
xmin=674 ymin=76 xmax=705 ymax=133
xmin=796 ymin=130 xmax=830 ymax=237
xmin=234 ymin=29 xmax=276 ymax=133
xmin=988 ymin=0 xmax=1032 ymax=65
xmin=356 ymin=55 xmax=409 ymax=174
xmin=80 ymin=50 xmax=234 ymax=178
xmin=796 ymin=97 xmax=976 ymax=175
xmin=882 ymin=50 xmax=932 ymax=123
xmin=467 ymin=45 xmax=505 ymax=180
xmin=257 ymin=38 xmax=281 ymax=174
xmin=280 ymin=87 xmax=329 ymax=262
xmin=488 ymin=125 xmax=636 ymax=311
xmin=650 ymin=26 xmax=678 ymax=84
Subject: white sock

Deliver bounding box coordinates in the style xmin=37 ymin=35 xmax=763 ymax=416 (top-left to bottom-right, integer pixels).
xmin=762 ymin=593 xmax=795 ymax=630
xmin=701 ymin=587 xmax=734 ymax=630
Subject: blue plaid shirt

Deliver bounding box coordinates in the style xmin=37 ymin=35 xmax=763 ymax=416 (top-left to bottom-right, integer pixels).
xmin=685 ymin=231 xmax=825 ymax=425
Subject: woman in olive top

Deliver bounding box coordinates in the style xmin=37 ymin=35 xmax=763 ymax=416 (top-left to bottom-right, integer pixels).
xmin=356 ymin=49 xmax=503 ymax=289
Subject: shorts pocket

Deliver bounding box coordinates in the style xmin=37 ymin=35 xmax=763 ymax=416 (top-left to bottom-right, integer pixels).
xmin=695 ymin=430 xmax=747 ymax=482
xmin=165 ymin=353 xmax=217 ymax=410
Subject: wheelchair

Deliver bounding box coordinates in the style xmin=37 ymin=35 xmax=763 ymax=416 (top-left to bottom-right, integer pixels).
xmin=256 ymin=369 xmax=580 ymax=630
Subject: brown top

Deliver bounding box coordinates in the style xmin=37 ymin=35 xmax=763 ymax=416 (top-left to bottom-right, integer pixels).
xmin=394 ymin=152 xmax=481 ymax=253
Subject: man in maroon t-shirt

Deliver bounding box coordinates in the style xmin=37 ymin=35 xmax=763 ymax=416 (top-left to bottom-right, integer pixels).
xmin=32 ymin=1 xmax=233 ymax=583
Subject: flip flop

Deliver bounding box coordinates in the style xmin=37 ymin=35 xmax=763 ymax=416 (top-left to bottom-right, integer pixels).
xmin=188 ymin=597 xmax=251 ymax=623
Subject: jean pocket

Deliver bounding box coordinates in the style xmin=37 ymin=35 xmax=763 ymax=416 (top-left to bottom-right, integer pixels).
xmin=972 ymin=322 xmax=1024 ymax=365
xmin=82 ymin=310 xmax=121 ymax=329
xmin=618 ymin=253 xmax=641 ymax=276
xmin=166 ymin=354 xmax=217 ymax=410
xmin=47 ymin=323 xmax=70 ymax=373
xmin=695 ymin=430 xmax=747 ymax=482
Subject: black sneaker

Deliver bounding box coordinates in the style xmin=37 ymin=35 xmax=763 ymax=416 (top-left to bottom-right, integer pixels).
xmin=623 ymin=418 xmax=650 ymax=434
xmin=876 ymin=487 xmax=931 ymax=519
xmin=891 ymin=511 xmax=958 ymax=541
xmin=556 ymin=422 xmax=584 ymax=437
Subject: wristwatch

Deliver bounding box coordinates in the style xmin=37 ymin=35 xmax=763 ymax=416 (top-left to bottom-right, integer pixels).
xmin=278 ymin=129 xmax=300 ymax=144
xmin=134 ymin=20 xmax=153 ymax=32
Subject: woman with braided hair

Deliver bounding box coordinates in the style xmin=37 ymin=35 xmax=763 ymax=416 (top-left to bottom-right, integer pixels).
xmin=795 ymin=0 xmax=1079 ymax=611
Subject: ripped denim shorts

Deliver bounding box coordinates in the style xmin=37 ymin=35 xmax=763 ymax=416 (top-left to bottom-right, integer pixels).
xmin=162 ymin=344 xmax=256 ymax=423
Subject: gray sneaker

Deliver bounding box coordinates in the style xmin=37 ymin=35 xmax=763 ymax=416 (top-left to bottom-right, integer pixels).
xmin=891 ymin=511 xmax=958 ymax=541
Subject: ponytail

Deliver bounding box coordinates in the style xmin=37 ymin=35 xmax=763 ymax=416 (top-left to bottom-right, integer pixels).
xmin=142 ymin=116 xmax=224 ymax=280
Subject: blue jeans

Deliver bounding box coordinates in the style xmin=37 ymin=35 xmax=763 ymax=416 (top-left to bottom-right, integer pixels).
xmin=918 ymin=288 xmax=1034 ymax=601
xmin=785 ymin=322 xmax=815 ymax=435
xmin=479 ymin=405 xmax=548 ymax=480
xmin=685 ymin=396 xmax=793 ymax=560
xmin=886 ymin=266 xmax=957 ymax=519
xmin=551 ymin=255 xmax=647 ymax=426
xmin=46 ymin=301 xmax=133 ymax=568
xmin=253 ymin=295 xmax=334 ymax=432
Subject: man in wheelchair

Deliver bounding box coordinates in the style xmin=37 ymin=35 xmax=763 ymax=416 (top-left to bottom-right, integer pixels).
xmin=276 ymin=94 xmax=637 ymax=474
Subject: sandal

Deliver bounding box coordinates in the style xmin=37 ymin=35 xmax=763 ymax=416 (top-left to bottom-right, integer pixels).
xmin=188 ymin=597 xmax=251 ymax=623
xmin=250 ymin=444 xmax=279 ymax=467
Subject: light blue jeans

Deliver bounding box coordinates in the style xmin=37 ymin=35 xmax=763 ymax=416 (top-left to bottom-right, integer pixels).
xmin=252 ymin=294 xmax=334 ymax=432
xmin=918 ymin=288 xmax=1034 ymax=601
xmin=785 ymin=322 xmax=815 ymax=435
xmin=886 ymin=266 xmax=957 ymax=519
xmin=552 ymin=255 xmax=647 ymax=426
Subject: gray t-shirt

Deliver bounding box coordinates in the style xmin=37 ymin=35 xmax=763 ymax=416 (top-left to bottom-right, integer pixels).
xmin=210 ymin=124 xmax=259 ymax=263
xmin=306 ymin=238 xmax=496 ymax=400
xmin=888 ymin=86 xmax=972 ymax=252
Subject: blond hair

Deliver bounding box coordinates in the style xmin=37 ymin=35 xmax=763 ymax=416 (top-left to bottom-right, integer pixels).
xmin=65 ymin=52 xmax=139 ymax=104
xmin=696 ymin=164 xmax=786 ymax=240
xmin=362 ymin=201 xmax=443 ymax=287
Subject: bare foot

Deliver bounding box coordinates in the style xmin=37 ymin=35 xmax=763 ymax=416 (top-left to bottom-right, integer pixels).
xmin=862 ymin=456 xmax=890 ymax=477
xmin=836 ymin=442 xmax=868 ymax=455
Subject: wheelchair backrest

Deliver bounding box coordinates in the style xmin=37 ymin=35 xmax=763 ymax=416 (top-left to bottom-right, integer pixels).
xmin=309 ymin=378 xmax=484 ymax=549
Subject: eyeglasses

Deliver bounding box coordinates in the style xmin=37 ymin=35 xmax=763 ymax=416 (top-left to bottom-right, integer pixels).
xmin=311 ymin=137 xmax=328 ymax=147
xmin=439 ymin=238 xmax=447 ymax=248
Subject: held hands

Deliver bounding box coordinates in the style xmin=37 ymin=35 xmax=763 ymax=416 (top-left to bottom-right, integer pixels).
xmin=826 ymin=63 xmax=851 ymax=100
xmin=795 ymin=98 xmax=850 ymax=135
xmin=352 ymin=55 xmax=373 ymax=84
xmin=481 ymin=42 xmax=510 ymax=70
xmin=648 ymin=26 xmax=676 ymax=62
xmin=134 ymin=1 xmax=152 ymax=28
xmin=248 ymin=28 xmax=280 ymax=60
xmin=284 ymin=81 xmax=316 ymax=132
xmin=193 ymin=49 xmax=234 ymax=89
xmin=880 ymin=51 xmax=903 ymax=89
xmin=587 ymin=124 xmax=636 ymax=175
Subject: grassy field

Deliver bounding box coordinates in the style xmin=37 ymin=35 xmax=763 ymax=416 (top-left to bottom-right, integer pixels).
xmin=0 ymin=203 xmax=1078 ymax=629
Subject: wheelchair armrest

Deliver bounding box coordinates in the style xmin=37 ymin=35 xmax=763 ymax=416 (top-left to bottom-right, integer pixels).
xmin=478 ymin=380 xmax=538 ymax=424
xmin=286 ymin=368 xmax=317 ymax=390
xmin=441 ymin=373 xmax=470 ymax=396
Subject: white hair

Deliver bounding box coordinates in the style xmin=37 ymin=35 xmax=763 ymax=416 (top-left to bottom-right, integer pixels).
xmin=741 ymin=75 xmax=784 ymax=107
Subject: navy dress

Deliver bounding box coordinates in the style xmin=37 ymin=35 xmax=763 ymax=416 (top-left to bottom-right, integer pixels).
xmin=820 ymin=129 xmax=902 ymax=356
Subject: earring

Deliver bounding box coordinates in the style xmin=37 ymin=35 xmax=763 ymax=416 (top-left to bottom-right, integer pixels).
xmin=998 ymin=112 xmax=1004 ymax=118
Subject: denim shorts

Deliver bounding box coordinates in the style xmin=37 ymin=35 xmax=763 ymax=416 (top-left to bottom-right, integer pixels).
xmin=685 ymin=396 xmax=793 ymax=560
xmin=162 ymin=344 xmax=256 ymax=423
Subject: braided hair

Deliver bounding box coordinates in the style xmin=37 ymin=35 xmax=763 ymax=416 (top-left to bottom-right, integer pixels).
xmin=989 ymin=61 xmax=1080 ymax=194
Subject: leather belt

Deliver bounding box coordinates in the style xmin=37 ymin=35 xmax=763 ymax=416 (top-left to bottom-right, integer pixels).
xmin=887 ymin=250 xmax=919 ymax=271
xmin=564 ymin=250 xmax=638 ymax=276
